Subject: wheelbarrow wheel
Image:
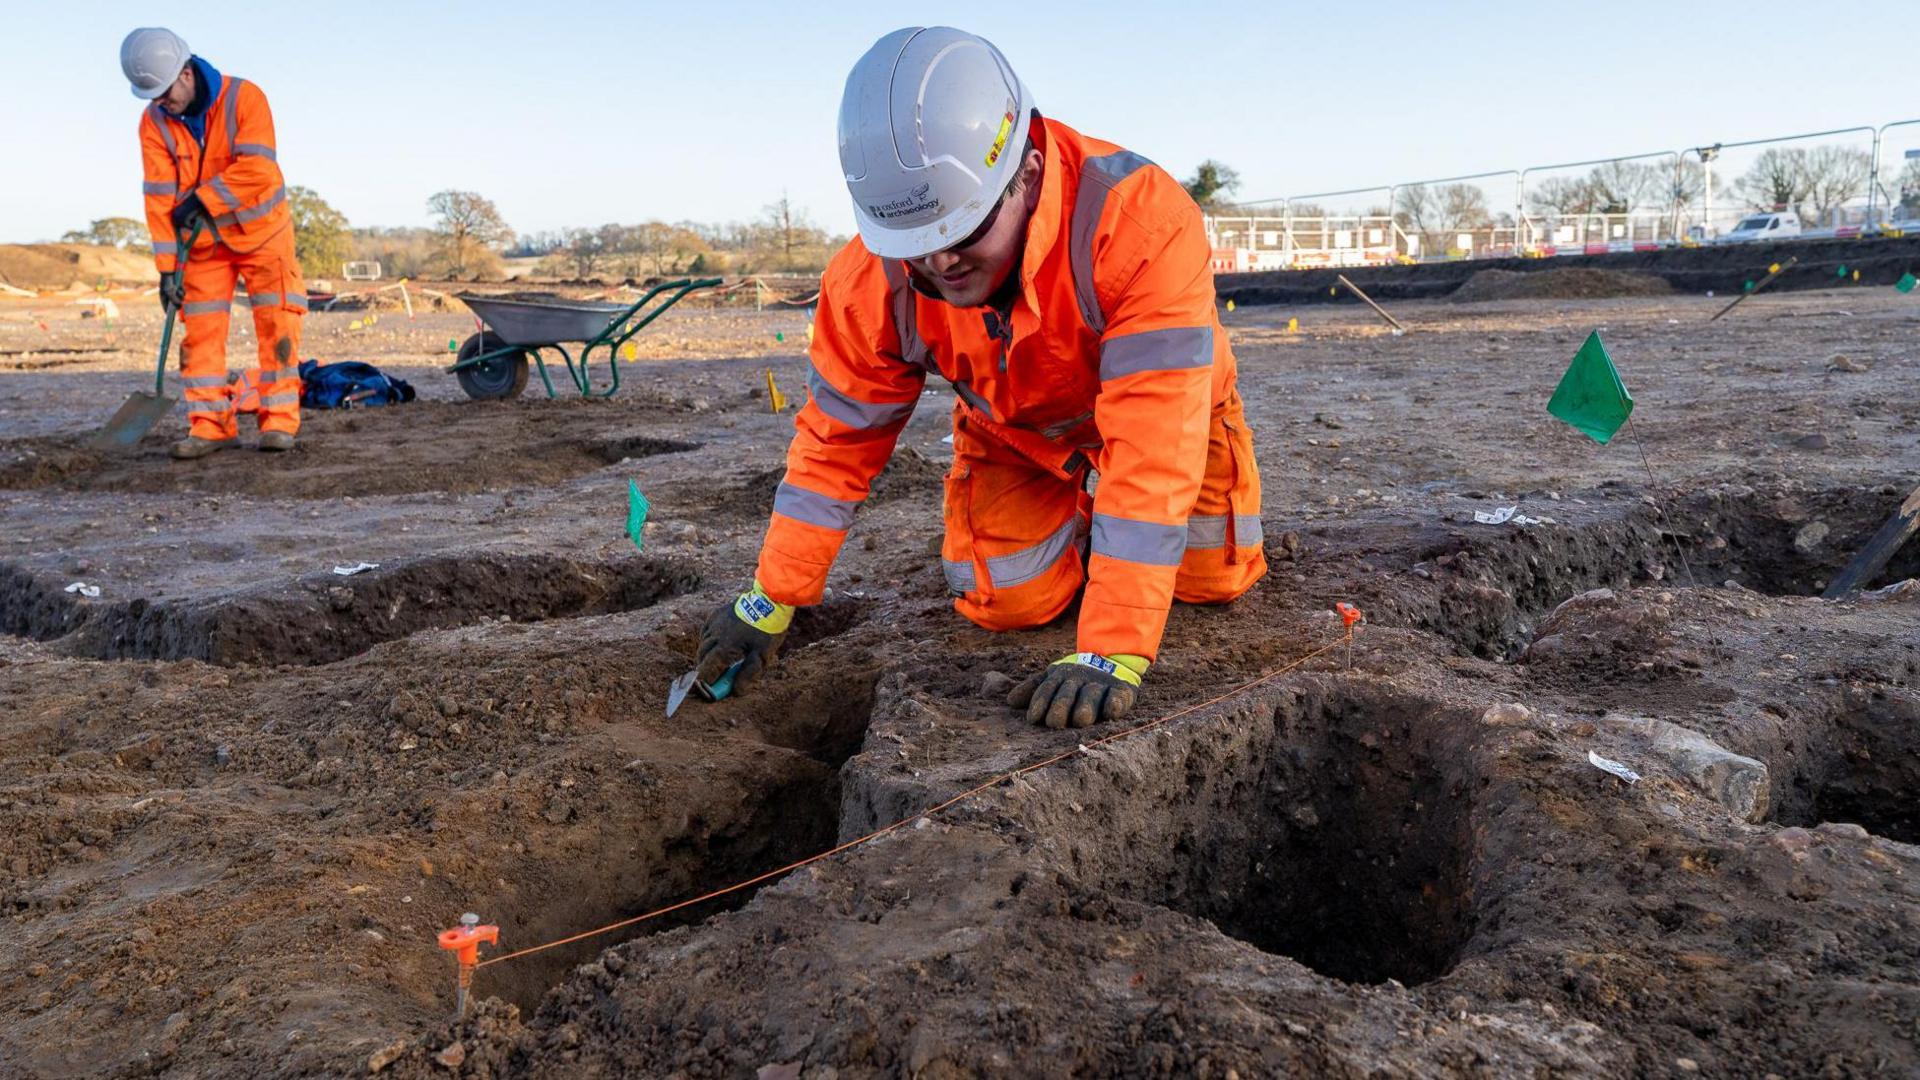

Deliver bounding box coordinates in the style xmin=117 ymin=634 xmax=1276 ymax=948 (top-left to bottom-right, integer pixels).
xmin=455 ymin=332 xmax=530 ymax=401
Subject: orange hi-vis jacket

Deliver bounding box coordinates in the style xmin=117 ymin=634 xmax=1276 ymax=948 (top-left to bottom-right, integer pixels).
xmin=758 ymin=117 xmax=1247 ymax=660
xmin=139 ymin=75 xmax=292 ymax=273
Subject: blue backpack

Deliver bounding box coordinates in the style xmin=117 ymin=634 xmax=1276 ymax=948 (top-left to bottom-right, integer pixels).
xmin=297 ymin=360 xmax=416 ymax=409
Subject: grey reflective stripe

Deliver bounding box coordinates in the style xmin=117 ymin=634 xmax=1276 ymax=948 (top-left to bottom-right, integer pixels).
xmin=224 ymin=79 xmax=244 ymax=148
xmin=149 ymin=107 xmax=176 ymax=155
xmin=181 ymin=374 xmax=229 ymax=389
xmin=952 ymin=379 xmax=994 ymax=418
xmin=260 ymin=392 xmax=300 ymax=407
xmin=286 ymin=292 xmax=308 ymax=310
xmin=984 ymin=516 xmax=1079 ymax=589
xmin=943 ymin=560 xmax=976 ymax=595
xmin=881 ymin=260 xmax=936 ymax=372
xmin=1069 ymin=150 xmax=1152 ymax=335
xmin=233 ymin=142 xmax=275 ymax=160
xmin=1181 ymin=514 xmax=1263 ymax=551
xmin=186 ymin=401 xmax=231 ymax=414
xmin=227 ymin=185 xmax=286 ymax=225
xmin=1091 ymin=512 xmax=1186 ymax=566
xmin=806 ymin=365 xmax=914 ymax=430
xmin=1099 ymin=326 xmax=1214 ymax=381
xmin=208 ymin=175 xmax=240 ymax=211
xmin=1235 ymin=514 xmax=1264 ymax=546
xmin=772 ymin=482 xmax=858 ymax=531
xmin=152 ymin=241 xmax=178 ymax=256
xmin=249 ymin=292 xmax=280 ymax=307
xmin=143 ymin=181 xmax=177 ymax=196
xmin=183 ymin=299 xmax=232 ymax=315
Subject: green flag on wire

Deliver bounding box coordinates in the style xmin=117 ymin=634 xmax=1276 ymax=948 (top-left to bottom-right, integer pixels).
xmin=1898 ymin=272 xmax=1918 ymax=294
xmin=1548 ymin=331 xmax=1634 ymax=445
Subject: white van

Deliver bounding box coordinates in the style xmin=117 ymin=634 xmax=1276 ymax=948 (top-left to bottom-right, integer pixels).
xmin=1720 ymin=212 xmax=1802 ymax=243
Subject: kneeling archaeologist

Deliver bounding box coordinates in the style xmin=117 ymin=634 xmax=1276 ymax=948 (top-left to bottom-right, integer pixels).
xmin=122 ymin=27 xmax=306 ymax=457
xmin=698 ymin=27 xmax=1266 ymax=727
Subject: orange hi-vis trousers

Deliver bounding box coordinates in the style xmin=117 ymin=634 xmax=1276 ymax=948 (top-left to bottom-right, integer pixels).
xmin=179 ymin=235 xmax=305 ymax=440
xmin=942 ymin=387 xmax=1266 ymax=635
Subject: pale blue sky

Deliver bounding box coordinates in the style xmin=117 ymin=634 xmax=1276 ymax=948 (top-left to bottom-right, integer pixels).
xmin=4 ymin=0 xmax=1912 ymax=242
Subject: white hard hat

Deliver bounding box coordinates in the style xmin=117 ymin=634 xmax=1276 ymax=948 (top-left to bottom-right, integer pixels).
xmin=838 ymin=27 xmax=1036 ymax=260
xmin=121 ymin=27 xmax=191 ymax=100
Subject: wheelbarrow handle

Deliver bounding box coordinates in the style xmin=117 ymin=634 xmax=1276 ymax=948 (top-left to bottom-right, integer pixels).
xmin=153 ymin=220 xmax=207 ymax=396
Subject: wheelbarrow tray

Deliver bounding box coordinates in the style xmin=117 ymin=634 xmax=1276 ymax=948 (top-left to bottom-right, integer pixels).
xmin=458 ymin=295 xmax=629 ymax=346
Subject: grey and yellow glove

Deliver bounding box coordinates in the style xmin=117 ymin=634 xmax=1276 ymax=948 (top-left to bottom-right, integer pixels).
xmin=695 ymin=581 xmax=795 ymax=692
xmin=1009 ymin=652 xmax=1149 ymax=729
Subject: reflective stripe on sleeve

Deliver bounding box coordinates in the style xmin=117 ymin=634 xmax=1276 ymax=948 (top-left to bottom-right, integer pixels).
xmin=1068 ymin=150 xmax=1151 ymax=335
xmin=1090 ymin=512 xmax=1186 ymax=566
xmin=152 ymin=241 xmax=178 ymax=256
xmin=806 ymin=365 xmax=914 ymax=430
xmin=143 ymin=181 xmax=177 ymax=196
xmin=1098 ymin=326 xmax=1213 ymax=381
xmin=228 ymin=186 xmax=285 ymax=225
xmin=233 ymin=142 xmax=276 ymax=160
xmin=772 ymin=482 xmax=858 ymax=531
xmin=207 ymin=175 xmax=240 ymax=211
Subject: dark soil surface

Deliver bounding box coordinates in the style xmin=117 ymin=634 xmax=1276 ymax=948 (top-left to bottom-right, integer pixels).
xmin=1 ymin=286 xmax=1918 ymax=1078
xmin=1219 ymin=235 xmax=1920 ymax=308
xmin=1451 ymin=268 xmax=1672 ymax=303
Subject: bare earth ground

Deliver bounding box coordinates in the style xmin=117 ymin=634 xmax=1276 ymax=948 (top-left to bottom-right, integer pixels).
xmin=1 ymin=284 xmax=1918 ymax=1078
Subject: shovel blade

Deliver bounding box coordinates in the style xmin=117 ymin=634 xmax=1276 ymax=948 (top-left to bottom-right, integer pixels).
xmin=90 ymin=391 xmax=175 ymax=451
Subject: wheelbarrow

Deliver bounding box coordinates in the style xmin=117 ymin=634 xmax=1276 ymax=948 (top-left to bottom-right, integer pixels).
xmin=447 ymin=277 xmax=721 ymax=400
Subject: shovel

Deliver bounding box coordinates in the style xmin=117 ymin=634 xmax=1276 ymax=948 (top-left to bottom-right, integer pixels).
xmin=91 ymin=222 xmax=203 ymax=451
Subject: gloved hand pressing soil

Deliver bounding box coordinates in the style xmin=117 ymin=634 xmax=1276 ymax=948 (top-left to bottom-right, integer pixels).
xmin=695 ymin=581 xmax=793 ymax=692
xmin=1009 ymin=652 xmax=1147 ymax=729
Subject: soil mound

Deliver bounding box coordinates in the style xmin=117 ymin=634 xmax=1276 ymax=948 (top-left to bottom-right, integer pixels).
xmin=1449 ymin=267 xmax=1672 ymax=303
xmin=0 ymin=243 xmax=156 ymax=290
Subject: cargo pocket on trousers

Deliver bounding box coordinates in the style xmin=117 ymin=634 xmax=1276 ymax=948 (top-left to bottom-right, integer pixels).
xmin=1222 ymin=416 xmax=1263 ymax=564
xmin=941 ymin=464 xmax=982 ymax=598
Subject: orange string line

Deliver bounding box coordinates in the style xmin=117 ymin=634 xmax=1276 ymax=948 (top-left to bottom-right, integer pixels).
xmin=474 ymin=628 xmax=1351 ymax=969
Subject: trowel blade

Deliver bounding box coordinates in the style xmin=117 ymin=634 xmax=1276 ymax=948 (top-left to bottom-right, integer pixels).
xmin=665 ymin=669 xmax=699 ymax=718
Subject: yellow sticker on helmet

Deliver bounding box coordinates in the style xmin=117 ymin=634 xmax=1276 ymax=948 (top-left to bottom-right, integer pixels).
xmin=984 ymin=109 xmax=1014 ymax=168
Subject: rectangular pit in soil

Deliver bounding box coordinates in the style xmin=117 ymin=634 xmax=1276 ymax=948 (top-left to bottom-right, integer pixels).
xmin=1030 ymin=676 xmax=1485 ymax=986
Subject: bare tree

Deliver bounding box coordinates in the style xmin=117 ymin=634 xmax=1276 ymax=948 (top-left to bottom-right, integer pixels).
xmin=427 ymin=190 xmax=514 ymax=279
xmin=1527 ymin=176 xmax=1597 ymax=216
xmin=1896 ymin=159 xmax=1920 ymax=218
xmin=1585 ymin=161 xmax=1660 ymax=213
xmin=1436 ymin=183 xmax=1492 ymax=230
xmin=1393 ymin=184 xmax=1436 ymax=233
xmin=1800 ymin=145 xmax=1873 ymax=224
xmin=1732 ymin=148 xmax=1809 ymax=214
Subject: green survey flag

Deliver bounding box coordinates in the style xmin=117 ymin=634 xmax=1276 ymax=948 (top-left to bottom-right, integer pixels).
xmin=626 ymin=479 xmax=650 ymax=551
xmin=1548 ymin=331 xmax=1634 ymax=445
xmin=1898 ymin=272 xmax=1918 ymax=294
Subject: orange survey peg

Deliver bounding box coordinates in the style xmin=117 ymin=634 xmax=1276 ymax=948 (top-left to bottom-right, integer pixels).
xmin=438 ymin=913 xmax=499 ymax=1017
xmin=1336 ymin=602 xmax=1364 ymax=628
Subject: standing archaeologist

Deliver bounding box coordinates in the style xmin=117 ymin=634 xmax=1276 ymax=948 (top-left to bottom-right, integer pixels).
xmin=122 ymin=27 xmax=305 ymax=457
xmin=698 ymin=26 xmax=1267 ymax=728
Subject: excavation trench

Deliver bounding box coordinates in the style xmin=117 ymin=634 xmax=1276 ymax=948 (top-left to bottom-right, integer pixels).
xmin=1773 ymin=685 xmax=1920 ymax=844
xmin=467 ymin=672 xmax=881 ymax=1013
xmin=1390 ymin=481 xmax=1920 ymax=659
xmin=1028 ymin=676 xmax=1484 ymax=986
xmin=2 ymin=552 xmax=699 ymax=665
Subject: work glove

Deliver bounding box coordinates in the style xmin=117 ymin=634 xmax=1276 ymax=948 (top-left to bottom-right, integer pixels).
xmin=158 ymin=273 xmax=184 ymax=314
xmin=695 ymin=580 xmax=794 ymax=692
xmin=1010 ymin=652 xmax=1149 ymax=729
xmin=169 ymin=193 xmax=210 ymax=234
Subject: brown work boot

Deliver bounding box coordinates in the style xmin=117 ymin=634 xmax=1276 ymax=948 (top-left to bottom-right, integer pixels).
xmin=170 ymin=435 xmax=235 ymax=460
xmin=257 ymin=431 xmax=296 ymax=452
